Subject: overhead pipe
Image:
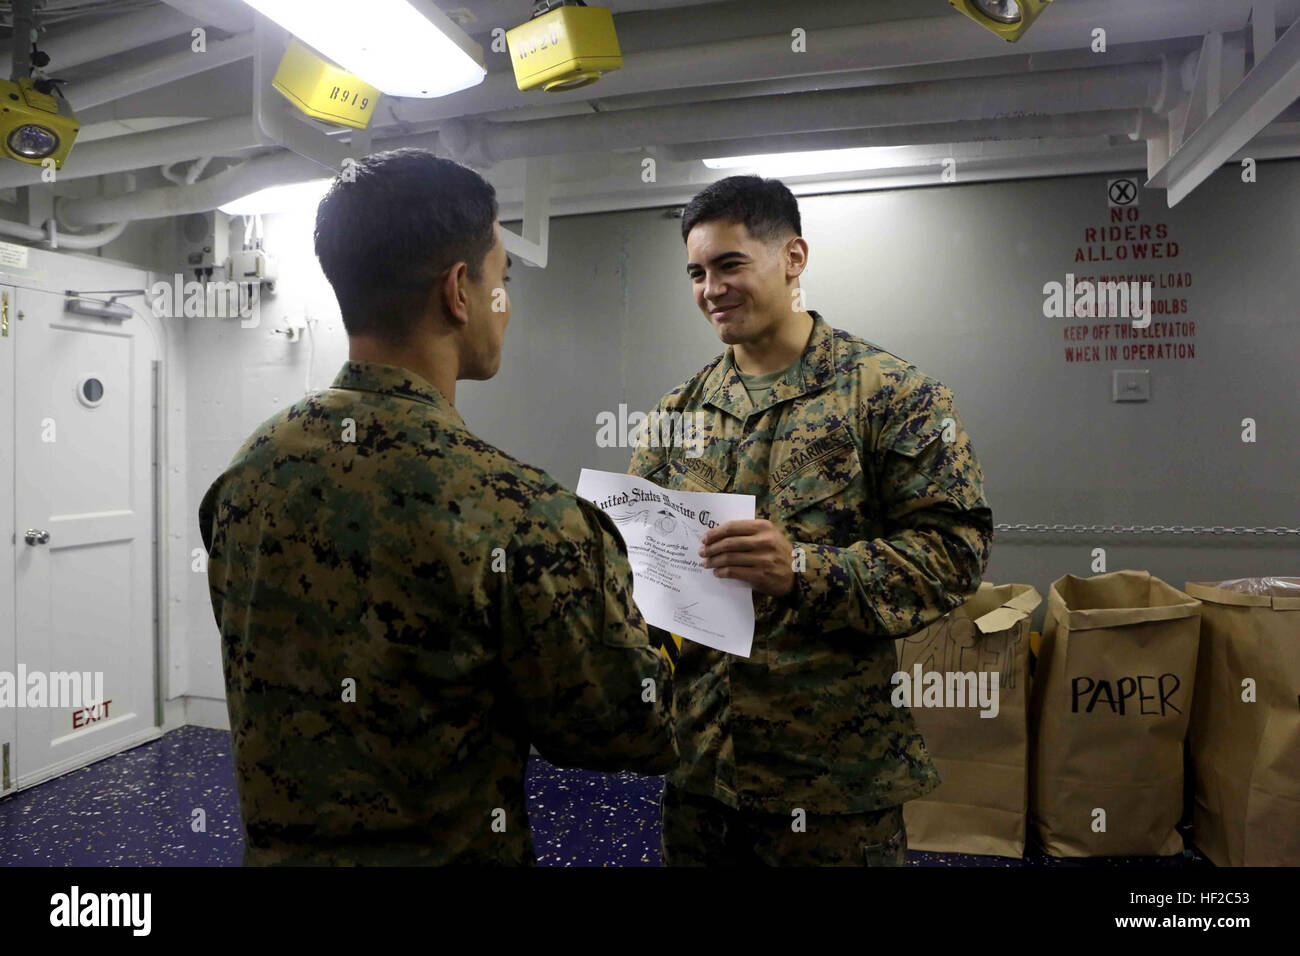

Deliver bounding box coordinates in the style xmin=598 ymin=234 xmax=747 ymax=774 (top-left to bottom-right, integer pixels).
xmin=161 ymin=157 xmax=216 ymax=185
xmin=386 ymin=0 xmax=1248 ymax=128
xmin=58 ymin=153 xmax=314 ymax=226
xmin=0 ymin=115 xmax=260 ymax=189
xmin=54 ymin=68 xmax=1160 ymax=226
xmin=0 ymin=218 xmax=127 ymax=249
xmin=573 ymin=41 xmax=1195 ymax=119
xmin=0 ymin=0 xmax=1246 ymax=187
xmin=54 ymin=106 xmax=1148 ymax=228
xmin=601 ymin=0 xmax=1260 ymax=67
xmin=57 ymin=129 xmax=441 ymax=226
xmin=185 ymin=156 xmax=215 ymax=184
xmin=1 ymin=5 xmax=1196 ymax=190
xmin=0 ymin=168 xmax=134 ymax=249
xmin=659 ymin=110 xmax=1147 ymax=162
xmin=531 ymin=142 xmax=1159 ymax=218
xmin=440 ymin=64 xmax=1165 ymax=166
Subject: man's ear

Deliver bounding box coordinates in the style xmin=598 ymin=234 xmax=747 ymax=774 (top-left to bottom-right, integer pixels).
xmin=438 ymin=262 xmax=471 ymax=327
xmin=784 ymin=237 xmax=809 ymax=279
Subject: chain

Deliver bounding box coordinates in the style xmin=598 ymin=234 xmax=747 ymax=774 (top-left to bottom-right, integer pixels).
xmin=995 ymin=523 xmax=1300 ymax=535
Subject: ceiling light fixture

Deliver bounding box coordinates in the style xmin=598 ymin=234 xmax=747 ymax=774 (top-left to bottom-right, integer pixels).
xmin=239 ymin=0 xmax=486 ymax=97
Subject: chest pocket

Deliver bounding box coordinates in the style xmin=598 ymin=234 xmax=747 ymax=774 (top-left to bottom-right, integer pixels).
xmin=771 ymin=427 xmax=864 ymax=523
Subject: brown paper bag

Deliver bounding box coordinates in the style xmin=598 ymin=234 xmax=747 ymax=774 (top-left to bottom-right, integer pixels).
xmin=1029 ymin=570 xmax=1201 ymax=857
xmin=896 ymin=581 xmax=1041 ymax=858
xmin=1184 ymin=578 xmax=1300 ymax=866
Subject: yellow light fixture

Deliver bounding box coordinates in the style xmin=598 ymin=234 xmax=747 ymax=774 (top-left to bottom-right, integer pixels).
xmin=948 ymin=0 xmax=1054 ymax=42
xmin=506 ymin=3 xmax=622 ymax=92
xmin=272 ymin=38 xmax=381 ymax=129
xmin=0 ymin=77 xmax=79 ymax=168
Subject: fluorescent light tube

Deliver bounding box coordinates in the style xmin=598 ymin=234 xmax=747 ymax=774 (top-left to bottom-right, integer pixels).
xmin=219 ymin=178 xmax=333 ymax=216
xmin=703 ymin=147 xmax=914 ymax=178
xmin=241 ymin=0 xmax=486 ymax=98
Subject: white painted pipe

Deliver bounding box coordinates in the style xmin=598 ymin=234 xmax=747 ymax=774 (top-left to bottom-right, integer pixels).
xmin=0 ymin=116 xmax=259 ymax=189
xmin=387 ymin=0 xmax=1248 ymax=128
xmin=0 ymin=217 xmax=127 ymax=249
xmin=563 ymin=43 xmax=1183 ymax=119
xmin=161 ymin=163 xmax=189 ymax=186
xmin=661 ymin=110 xmax=1146 ymax=162
xmin=57 ymin=130 xmax=442 ymax=225
xmin=59 ymin=153 xmax=311 ymax=226
xmin=52 ymin=93 xmax=1149 ymax=226
xmin=50 ymin=220 xmax=129 ymax=250
xmin=185 ymin=157 xmax=214 ymax=184
xmin=443 ymin=64 xmax=1164 ymax=164
xmin=69 ymin=32 xmax=254 ymax=111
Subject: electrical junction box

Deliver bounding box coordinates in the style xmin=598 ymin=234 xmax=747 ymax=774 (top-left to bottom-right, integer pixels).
xmin=228 ymin=249 xmax=278 ymax=287
xmin=1112 ymin=369 xmax=1151 ymax=402
xmin=272 ymin=37 xmax=380 ymax=130
xmin=506 ymin=5 xmax=622 ymax=92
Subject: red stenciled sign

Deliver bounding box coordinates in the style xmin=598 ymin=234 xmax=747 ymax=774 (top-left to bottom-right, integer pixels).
xmin=1062 ymin=203 xmax=1197 ymax=363
xmin=72 ymin=699 xmax=113 ymax=729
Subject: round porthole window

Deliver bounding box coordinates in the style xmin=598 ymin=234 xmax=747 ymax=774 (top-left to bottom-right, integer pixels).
xmin=77 ymin=375 xmax=105 ymax=408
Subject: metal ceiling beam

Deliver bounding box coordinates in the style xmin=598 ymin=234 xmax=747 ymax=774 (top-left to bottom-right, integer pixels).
xmin=1148 ymin=9 xmax=1300 ymax=204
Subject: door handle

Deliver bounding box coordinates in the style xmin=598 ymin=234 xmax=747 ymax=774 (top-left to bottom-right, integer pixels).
xmin=24 ymin=529 xmax=50 ymax=545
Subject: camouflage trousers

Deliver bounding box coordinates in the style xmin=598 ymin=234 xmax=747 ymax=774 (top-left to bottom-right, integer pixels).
xmin=661 ymin=783 xmax=907 ymax=867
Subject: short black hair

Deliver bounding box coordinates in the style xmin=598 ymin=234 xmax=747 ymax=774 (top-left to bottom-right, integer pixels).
xmin=679 ymin=175 xmax=801 ymax=247
xmin=314 ymin=148 xmax=498 ymax=341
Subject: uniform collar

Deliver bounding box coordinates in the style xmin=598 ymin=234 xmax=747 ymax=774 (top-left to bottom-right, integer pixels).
xmin=702 ymin=310 xmax=836 ymax=419
xmin=330 ymin=360 xmax=465 ymax=429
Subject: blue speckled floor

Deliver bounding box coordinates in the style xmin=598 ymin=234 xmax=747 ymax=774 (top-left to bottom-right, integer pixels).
xmin=0 ymin=726 xmax=1212 ymax=867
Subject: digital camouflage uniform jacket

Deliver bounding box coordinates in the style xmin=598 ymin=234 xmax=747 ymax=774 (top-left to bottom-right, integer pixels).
xmin=628 ymin=311 xmax=993 ymax=815
xmin=200 ymin=361 xmax=676 ymax=865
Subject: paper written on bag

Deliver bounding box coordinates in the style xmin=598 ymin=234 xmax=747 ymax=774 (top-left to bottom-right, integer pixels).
xmin=576 ymin=468 xmax=756 ymax=657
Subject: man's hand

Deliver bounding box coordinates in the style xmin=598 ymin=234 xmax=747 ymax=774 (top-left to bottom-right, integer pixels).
xmin=698 ymin=519 xmax=796 ymax=597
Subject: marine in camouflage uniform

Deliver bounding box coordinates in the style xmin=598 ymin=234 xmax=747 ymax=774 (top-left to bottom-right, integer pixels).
xmin=200 ymin=360 xmax=676 ymax=865
xmin=629 ymin=309 xmax=993 ymax=865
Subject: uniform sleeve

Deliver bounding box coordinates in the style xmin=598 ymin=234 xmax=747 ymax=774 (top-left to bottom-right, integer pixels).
xmin=499 ymin=494 xmax=678 ymax=775
xmin=781 ymin=374 xmax=993 ymax=638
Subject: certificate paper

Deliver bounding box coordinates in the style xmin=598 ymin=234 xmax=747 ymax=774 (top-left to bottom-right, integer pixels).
xmin=576 ymin=468 xmax=756 ymax=657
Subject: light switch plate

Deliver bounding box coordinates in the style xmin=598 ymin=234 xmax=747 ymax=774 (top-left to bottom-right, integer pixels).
xmin=1113 ymin=369 xmax=1150 ymax=402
